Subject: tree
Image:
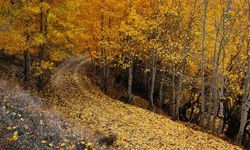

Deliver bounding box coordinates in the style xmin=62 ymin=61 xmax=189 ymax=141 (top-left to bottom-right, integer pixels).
xmin=200 ymin=0 xmax=208 ymax=128
xmin=0 ymin=0 xmax=89 ymax=89
xmin=237 ymin=0 xmax=250 ymax=143
xmin=119 ymin=6 xmax=148 ymax=103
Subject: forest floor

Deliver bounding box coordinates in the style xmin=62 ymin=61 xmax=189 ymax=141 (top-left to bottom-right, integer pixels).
xmin=44 ymin=58 xmax=242 ymax=150
xmin=0 ymin=58 xmax=108 ymax=150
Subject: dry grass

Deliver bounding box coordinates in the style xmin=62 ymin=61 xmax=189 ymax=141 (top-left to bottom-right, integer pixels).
xmin=0 ymin=79 xmax=100 ymax=150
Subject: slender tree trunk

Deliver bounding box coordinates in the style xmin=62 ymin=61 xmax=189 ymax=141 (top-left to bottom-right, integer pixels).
xmin=143 ymin=63 xmax=148 ymax=88
xmin=218 ymin=101 xmax=224 ymax=134
xmin=212 ymin=88 xmax=219 ymax=132
xmin=143 ymin=72 xmax=147 ymax=88
xmin=39 ymin=0 xmax=47 ymax=60
xmin=103 ymin=16 xmax=111 ymax=93
xmin=212 ymin=14 xmax=229 ymax=133
xmin=174 ymin=0 xmax=197 ymax=121
xmin=23 ymin=50 xmax=30 ymax=87
xmin=218 ymin=48 xmax=226 ymax=134
xmin=158 ymin=76 xmax=164 ymax=108
xmin=148 ymin=69 xmax=152 ymax=100
xmin=206 ymin=91 xmax=213 ymax=129
xmin=200 ymin=0 xmax=208 ymax=128
xmin=176 ymin=79 xmax=182 ymax=121
xmin=176 ymin=60 xmax=187 ymax=121
xmin=207 ymin=23 xmax=220 ymax=129
xmin=175 ymin=0 xmax=182 ymax=121
xmin=237 ymin=2 xmax=250 ymax=143
xmin=172 ymin=64 xmax=176 ymax=119
xmin=128 ymin=62 xmax=133 ymax=103
xmin=103 ymin=65 xmax=109 ymax=93
xmin=237 ymin=50 xmax=250 ymax=144
xmin=210 ymin=0 xmax=232 ymax=132
xmin=149 ymin=49 xmax=157 ymax=109
xmin=150 ymin=65 xmax=156 ymax=109
xmin=212 ymin=41 xmax=223 ymax=132
xmin=237 ymin=102 xmax=249 ymax=144
xmin=100 ymin=2 xmax=107 ymax=93
xmin=37 ymin=2 xmax=47 ymax=90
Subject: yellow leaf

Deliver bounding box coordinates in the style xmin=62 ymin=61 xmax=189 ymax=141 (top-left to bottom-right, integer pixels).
xmin=60 ymin=143 xmax=65 ymax=147
xmin=80 ymin=140 xmax=85 ymax=144
xmin=49 ymin=143 xmax=54 ymax=147
xmin=8 ymin=131 xmax=19 ymax=141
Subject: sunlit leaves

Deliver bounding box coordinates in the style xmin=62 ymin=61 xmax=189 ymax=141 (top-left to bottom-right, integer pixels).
xmin=32 ymin=61 xmax=54 ymax=76
xmin=0 ymin=31 xmax=26 ymax=54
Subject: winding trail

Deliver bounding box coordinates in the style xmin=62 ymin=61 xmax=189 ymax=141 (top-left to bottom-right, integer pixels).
xmin=47 ymin=58 xmax=241 ymax=150
xmin=53 ymin=58 xmax=90 ymax=86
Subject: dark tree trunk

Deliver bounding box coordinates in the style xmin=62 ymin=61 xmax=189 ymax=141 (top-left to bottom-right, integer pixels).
xmin=102 ymin=65 xmax=109 ymax=93
xmin=147 ymin=70 xmax=152 ymax=101
xmin=172 ymin=64 xmax=176 ymax=120
xmin=149 ymin=65 xmax=156 ymax=109
xmin=143 ymin=68 xmax=147 ymax=87
xmin=128 ymin=62 xmax=133 ymax=103
xmin=175 ymin=81 xmax=182 ymax=121
xmin=37 ymin=2 xmax=48 ymax=90
xmin=23 ymin=50 xmax=30 ymax=87
xmin=158 ymin=80 xmax=163 ymax=108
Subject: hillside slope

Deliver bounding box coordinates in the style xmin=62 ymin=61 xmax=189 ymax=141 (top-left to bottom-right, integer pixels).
xmin=46 ymin=58 xmax=242 ymax=150
xmin=0 ymin=80 xmax=100 ymax=150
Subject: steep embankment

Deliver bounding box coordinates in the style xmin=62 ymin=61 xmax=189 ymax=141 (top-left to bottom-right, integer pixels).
xmin=47 ymin=58 xmax=242 ymax=150
xmin=0 ymin=80 xmax=100 ymax=150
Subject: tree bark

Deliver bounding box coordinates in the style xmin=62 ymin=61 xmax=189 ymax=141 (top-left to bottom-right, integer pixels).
xmin=172 ymin=64 xmax=176 ymax=119
xmin=23 ymin=50 xmax=30 ymax=87
xmin=218 ymin=48 xmax=226 ymax=134
xmin=37 ymin=1 xmax=48 ymax=90
xmin=150 ymin=65 xmax=156 ymax=109
xmin=158 ymin=76 xmax=164 ymax=108
xmin=237 ymin=55 xmax=250 ymax=144
xmin=175 ymin=81 xmax=182 ymax=121
xmin=128 ymin=62 xmax=133 ymax=103
xmin=212 ymin=1 xmax=232 ymax=132
xmin=206 ymin=23 xmax=220 ymax=129
xmin=148 ymin=69 xmax=152 ymax=101
xmin=103 ymin=65 xmax=109 ymax=93
xmin=143 ymin=67 xmax=147 ymax=87
xmin=218 ymin=101 xmax=225 ymax=134
xmin=200 ymin=0 xmax=208 ymax=128
xmin=237 ymin=2 xmax=250 ymax=143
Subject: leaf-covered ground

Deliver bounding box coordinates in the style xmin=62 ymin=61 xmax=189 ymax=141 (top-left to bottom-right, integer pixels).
xmin=0 ymin=78 xmax=100 ymax=150
xmin=45 ymin=58 xmax=242 ymax=150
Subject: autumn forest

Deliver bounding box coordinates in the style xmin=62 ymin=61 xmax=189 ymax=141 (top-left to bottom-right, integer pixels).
xmin=0 ymin=0 xmax=249 ymax=149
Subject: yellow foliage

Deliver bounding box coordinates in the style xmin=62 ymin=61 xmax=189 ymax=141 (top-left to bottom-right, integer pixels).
xmin=32 ymin=61 xmax=54 ymax=76
xmin=8 ymin=131 xmax=19 ymax=142
xmin=0 ymin=32 xmax=26 ymax=54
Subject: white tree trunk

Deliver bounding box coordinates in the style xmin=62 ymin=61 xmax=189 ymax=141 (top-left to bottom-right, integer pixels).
xmin=237 ymin=55 xmax=250 ymax=144
xmin=200 ymin=0 xmax=208 ymax=128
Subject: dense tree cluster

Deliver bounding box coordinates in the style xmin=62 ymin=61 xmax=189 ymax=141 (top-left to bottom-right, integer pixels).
xmin=0 ymin=0 xmax=249 ymax=147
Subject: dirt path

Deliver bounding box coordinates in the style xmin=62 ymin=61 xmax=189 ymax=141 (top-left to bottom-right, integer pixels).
xmin=53 ymin=58 xmax=90 ymax=86
xmin=48 ymin=58 xmax=241 ymax=150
